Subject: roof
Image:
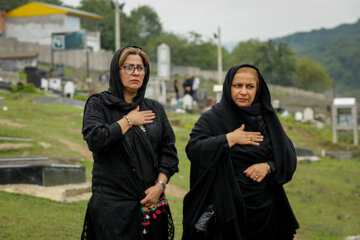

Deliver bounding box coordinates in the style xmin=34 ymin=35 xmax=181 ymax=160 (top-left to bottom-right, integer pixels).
xmin=6 ymin=1 xmax=102 ymax=20
xmin=333 ymin=98 xmax=356 ymax=106
xmin=0 ymin=52 xmax=38 ymax=60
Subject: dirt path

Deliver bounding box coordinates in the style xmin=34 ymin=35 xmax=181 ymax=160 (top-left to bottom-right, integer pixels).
xmin=57 ymin=137 xmax=93 ymax=161
xmin=0 ymin=119 xmax=25 ymax=127
xmin=166 ymin=183 xmax=187 ymax=199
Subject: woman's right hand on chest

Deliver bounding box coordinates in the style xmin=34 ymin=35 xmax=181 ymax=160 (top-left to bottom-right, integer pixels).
xmin=127 ymin=105 xmax=156 ymax=126
xmin=226 ymin=124 xmax=263 ymax=148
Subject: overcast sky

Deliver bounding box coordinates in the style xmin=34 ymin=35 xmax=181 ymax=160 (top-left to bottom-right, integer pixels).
xmin=62 ymin=0 xmax=360 ymax=47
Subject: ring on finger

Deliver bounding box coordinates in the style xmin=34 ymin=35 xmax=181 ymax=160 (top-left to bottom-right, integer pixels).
xmin=250 ymin=136 xmax=253 ymax=141
xmin=145 ymin=117 xmax=149 ymax=121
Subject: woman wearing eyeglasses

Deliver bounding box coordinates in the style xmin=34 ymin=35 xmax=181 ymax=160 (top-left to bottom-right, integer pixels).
xmin=81 ymin=46 xmax=179 ymax=240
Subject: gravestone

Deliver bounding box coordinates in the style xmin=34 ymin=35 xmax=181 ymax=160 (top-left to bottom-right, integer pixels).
xmin=303 ymin=107 xmax=314 ymax=122
xmin=64 ymin=81 xmax=75 ymax=98
xmin=49 ymin=78 xmax=61 ymax=91
xmin=41 ymin=78 xmax=48 ymax=91
xmin=183 ymin=94 xmax=193 ymax=110
xmin=295 ymin=111 xmax=303 ymax=121
xmin=272 ymin=99 xmax=280 ymax=110
xmin=157 ymin=43 xmax=170 ymax=79
xmin=280 ymin=110 xmax=289 ymax=119
xmin=0 ymin=164 xmax=86 ymax=186
xmin=170 ymin=97 xmax=178 ymax=107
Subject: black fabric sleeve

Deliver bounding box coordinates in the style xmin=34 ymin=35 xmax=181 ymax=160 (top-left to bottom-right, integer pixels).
xmin=267 ymin=161 xmax=276 ymax=173
xmin=186 ymin=114 xmax=230 ymax=186
xmin=82 ymin=96 xmax=124 ymax=153
xmin=157 ymin=103 xmax=179 ymax=180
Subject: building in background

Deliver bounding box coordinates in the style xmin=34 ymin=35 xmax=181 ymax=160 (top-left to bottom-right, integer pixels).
xmin=5 ymin=2 xmax=102 ymax=51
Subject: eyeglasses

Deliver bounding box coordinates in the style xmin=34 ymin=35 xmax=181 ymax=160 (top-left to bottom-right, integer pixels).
xmin=120 ymin=65 xmax=148 ymax=76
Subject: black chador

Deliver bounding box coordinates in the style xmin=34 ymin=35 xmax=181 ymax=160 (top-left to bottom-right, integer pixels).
xmin=182 ymin=64 xmax=299 ymax=240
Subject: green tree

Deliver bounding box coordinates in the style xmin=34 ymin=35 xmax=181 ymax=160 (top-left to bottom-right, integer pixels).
xmin=256 ymin=40 xmax=296 ymax=86
xmin=231 ymin=39 xmax=263 ymax=65
xmin=294 ymin=57 xmax=333 ymax=92
xmin=129 ymin=6 xmax=162 ymax=42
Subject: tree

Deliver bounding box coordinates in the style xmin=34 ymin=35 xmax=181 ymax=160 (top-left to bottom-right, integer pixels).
xmin=256 ymin=40 xmax=296 ymax=86
xmin=231 ymin=39 xmax=263 ymax=66
xmin=294 ymin=57 xmax=333 ymax=92
xmin=129 ymin=6 xmax=162 ymax=41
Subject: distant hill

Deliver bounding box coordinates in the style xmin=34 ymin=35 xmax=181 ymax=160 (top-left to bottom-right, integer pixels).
xmin=274 ymin=19 xmax=360 ymax=97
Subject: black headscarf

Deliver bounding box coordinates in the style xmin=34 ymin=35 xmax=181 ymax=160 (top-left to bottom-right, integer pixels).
xmin=100 ymin=46 xmax=150 ymax=111
xmin=183 ymin=64 xmax=298 ymax=240
xmin=218 ymin=64 xmax=297 ymax=185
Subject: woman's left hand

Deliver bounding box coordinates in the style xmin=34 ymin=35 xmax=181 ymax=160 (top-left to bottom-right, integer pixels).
xmin=244 ymin=163 xmax=269 ymax=182
xmin=140 ymin=184 xmax=163 ymax=208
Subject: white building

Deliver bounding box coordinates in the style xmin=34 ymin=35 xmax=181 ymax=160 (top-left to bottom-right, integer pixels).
xmin=5 ymin=2 xmax=102 ymax=51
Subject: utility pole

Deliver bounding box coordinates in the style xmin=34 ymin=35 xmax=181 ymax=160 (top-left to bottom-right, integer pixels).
xmin=217 ymin=27 xmax=222 ymax=85
xmin=115 ymin=0 xmax=120 ymax=50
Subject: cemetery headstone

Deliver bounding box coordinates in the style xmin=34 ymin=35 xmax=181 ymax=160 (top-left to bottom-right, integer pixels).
xmin=303 ymin=107 xmax=314 ymax=122
xmin=183 ymin=94 xmax=193 ymax=110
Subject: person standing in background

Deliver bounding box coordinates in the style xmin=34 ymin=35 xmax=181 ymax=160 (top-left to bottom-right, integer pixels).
xmin=192 ymin=77 xmax=200 ymax=102
xmin=173 ymin=74 xmax=179 ymax=99
xmin=183 ymin=74 xmax=193 ymax=96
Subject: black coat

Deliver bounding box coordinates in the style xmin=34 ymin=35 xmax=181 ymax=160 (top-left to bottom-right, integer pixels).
xmin=81 ymin=46 xmax=179 ymax=240
xmin=182 ymin=64 xmax=298 ymax=240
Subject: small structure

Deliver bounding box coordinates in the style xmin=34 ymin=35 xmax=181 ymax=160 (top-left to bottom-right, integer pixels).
xmin=0 ymin=52 xmax=38 ymax=71
xmin=303 ymin=107 xmax=314 ymax=122
xmin=294 ymin=111 xmax=303 ymax=122
xmin=332 ymin=98 xmax=358 ymax=145
xmin=157 ymin=43 xmax=170 ymax=79
xmin=49 ymin=78 xmax=62 ymax=91
xmin=63 ymin=80 xmax=75 ymax=98
xmin=5 ymin=2 xmax=102 ymax=51
xmin=183 ymin=94 xmax=193 ymax=110
xmin=272 ymin=99 xmax=280 ymax=110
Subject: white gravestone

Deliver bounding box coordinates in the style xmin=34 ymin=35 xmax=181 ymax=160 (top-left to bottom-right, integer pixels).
xmin=64 ymin=81 xmax=75 ymax=98
xmin=183 ymin=94 xmax=193 ymax=110
xmin=295 ymin=111 xmax=303 ymax=122
xmin=49 ymin=78 xmax=61 ymax=91
xmin=281 ymin=110 xmax=289 ymax=119
xmin=272 ymin=99 xmax=280 ymax=109
xmin=157 ymin=43 xmax=170 ymax=79
xmin=303 ymin=107 xmax=314 ymax=122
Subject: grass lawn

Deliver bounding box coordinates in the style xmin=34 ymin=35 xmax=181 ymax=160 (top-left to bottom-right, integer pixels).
xmin=0 ymin=93 xmax=359 ymax=239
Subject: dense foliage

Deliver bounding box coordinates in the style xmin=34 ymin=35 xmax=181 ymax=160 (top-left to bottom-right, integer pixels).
xmin=275 ymin=19 xmax=360 ymax=97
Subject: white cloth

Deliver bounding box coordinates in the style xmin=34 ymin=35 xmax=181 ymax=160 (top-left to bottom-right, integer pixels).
xmin=192 ymin=77 xmax=200 ymax=90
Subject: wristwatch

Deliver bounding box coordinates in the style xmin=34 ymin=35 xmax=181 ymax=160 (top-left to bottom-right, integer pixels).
xmin=155 ymin=180 xmax=166 ymax=190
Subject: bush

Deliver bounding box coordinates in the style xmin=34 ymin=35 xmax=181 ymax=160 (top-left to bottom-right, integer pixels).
xmin=11 ymin=83 xmax=37 ymax=93
xmin=73 ymin=94 xmax=88 ymax=101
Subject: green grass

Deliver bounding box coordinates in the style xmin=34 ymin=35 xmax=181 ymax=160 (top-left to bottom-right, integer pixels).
xmin=286 ymin=158 xmax=360 ymax=239
xmin=0 ymin=191 xmax=86 ymax=239
xmin=1 ymin=93 xmax=360 ymax=239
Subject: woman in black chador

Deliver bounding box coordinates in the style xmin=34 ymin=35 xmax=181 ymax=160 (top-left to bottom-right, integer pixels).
xmin=182 ymin=64 xmax=299 ymax=240
xmin=81 ymin=46 xmax=179 ymax=240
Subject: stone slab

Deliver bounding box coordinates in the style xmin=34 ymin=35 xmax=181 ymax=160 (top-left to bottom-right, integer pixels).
xmin=0 ymin=164 xmax=86 ymax=186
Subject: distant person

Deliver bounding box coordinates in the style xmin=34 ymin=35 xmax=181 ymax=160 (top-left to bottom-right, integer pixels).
xmin=182 ymin=64 xmax=299 ymax=239
xmin=173 ymin=74 xmax=179 ymax=99
xmin=192 ymin=76 xmax=200 ymax=102
xmin=183 ymin=74 xmax=193 ymax=96
xmin=81 ymin=46 xmax=179 ymax=240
